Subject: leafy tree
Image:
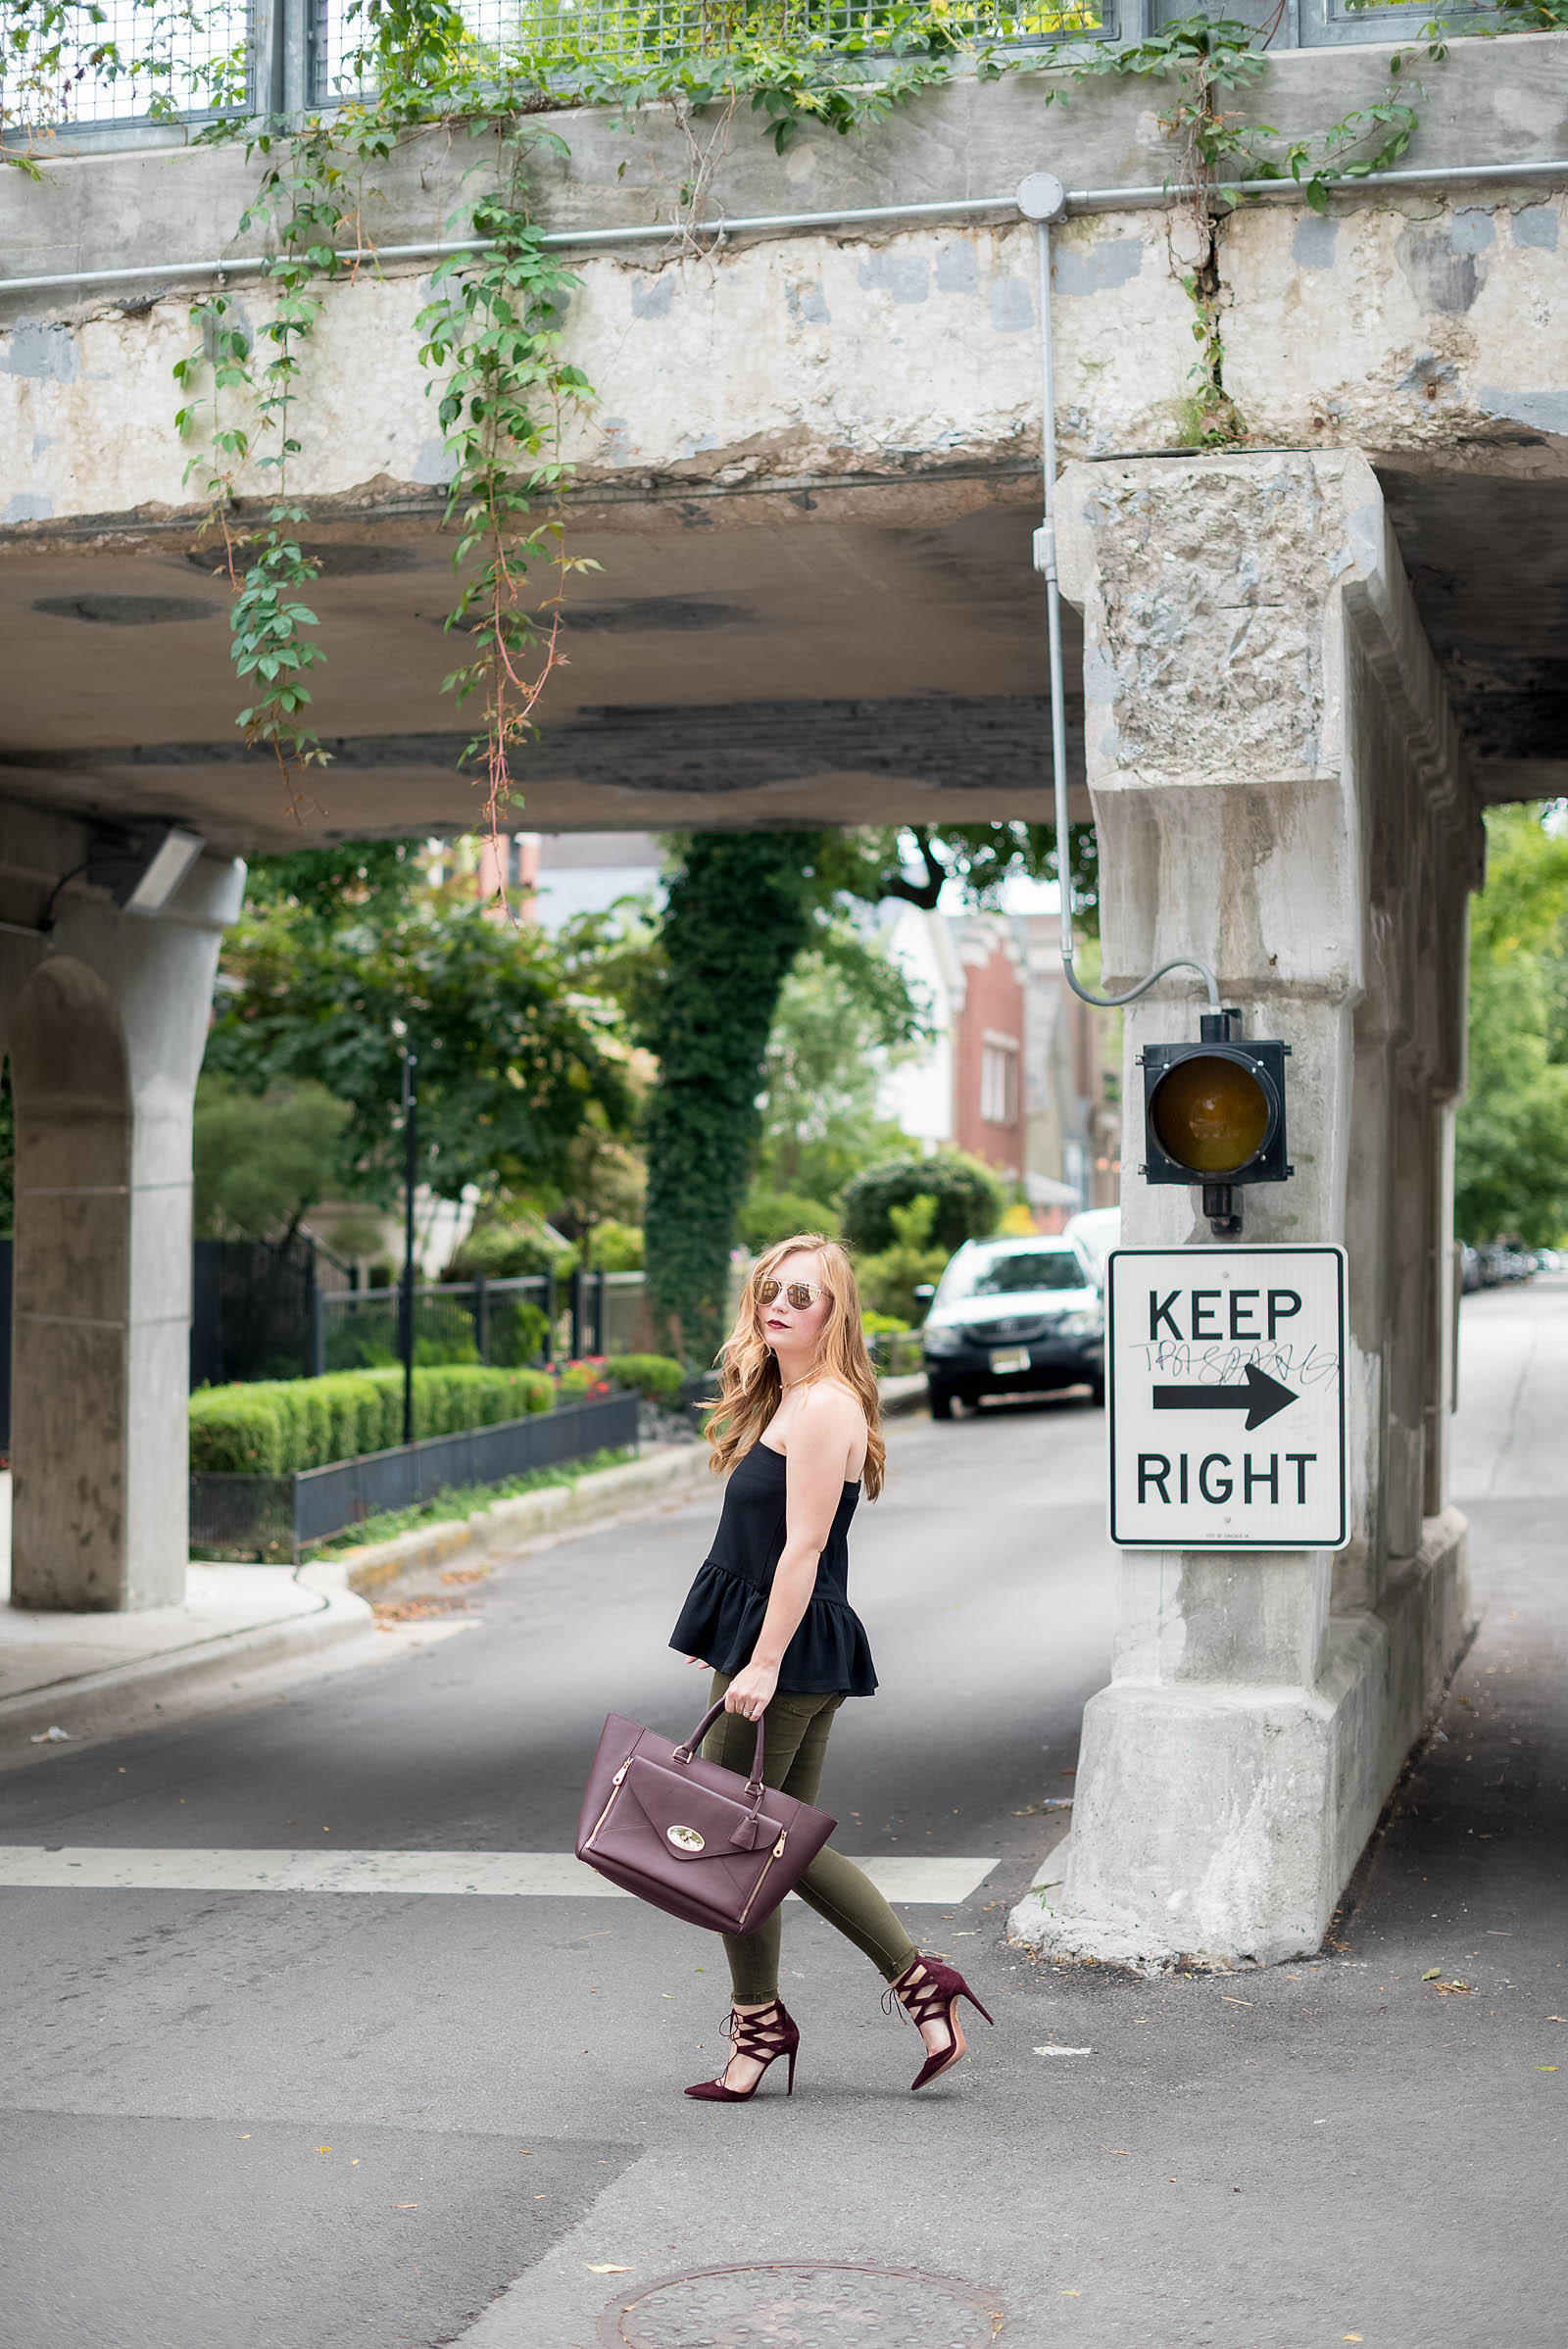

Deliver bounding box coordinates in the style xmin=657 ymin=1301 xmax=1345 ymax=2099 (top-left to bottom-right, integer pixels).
xmin=209 ymin=847 xmax=629 ymax=1206
xmin=1455 ymin=805 xmax=1568 ymax=1248
xmin=754 ymin=925 xmax=929 ymax=1205
xmin=448 ymin=1210 xmax=575 ymax=1280
xmin=584 ymin=1218 xmax=644 ymax=1271
xmin=814 ymin=820 xmax=1100 ymax=919
xmin=737 ymin=1189 xmax=842 ymax=1252
xmin=240 ymin=840 xmax=422 ymax=925
xmin=544 ymin=1098 xmax=649 ymax=1252
xmin=193 ymin=1074 xmax=352 ymax=1243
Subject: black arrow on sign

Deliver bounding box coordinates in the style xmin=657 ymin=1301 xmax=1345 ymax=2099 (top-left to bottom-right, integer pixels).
xmin=1152 ymin=1362 xmax=1298 ymax=1432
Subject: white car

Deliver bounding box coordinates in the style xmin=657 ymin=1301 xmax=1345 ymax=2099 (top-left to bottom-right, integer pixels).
xmin=1062 ymin=1207 xmax=1120 ymax=1292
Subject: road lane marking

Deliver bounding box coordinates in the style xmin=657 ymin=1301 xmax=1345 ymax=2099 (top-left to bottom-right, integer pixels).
xmin=0 ymin=1846 xmax=997 ymax=1903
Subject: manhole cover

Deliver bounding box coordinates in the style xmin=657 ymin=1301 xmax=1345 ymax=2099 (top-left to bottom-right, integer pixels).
xmin=598 ymin=2260 xmax=1004 ymax=2348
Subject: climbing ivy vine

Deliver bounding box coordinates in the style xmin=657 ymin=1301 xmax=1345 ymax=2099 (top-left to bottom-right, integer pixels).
xmin=642 ymin=831 xmax=820 ymax=1365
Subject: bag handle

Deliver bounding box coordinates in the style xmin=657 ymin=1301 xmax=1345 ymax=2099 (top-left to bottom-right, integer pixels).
xmin=673 ymin=1696 xmax=766 ymax=1797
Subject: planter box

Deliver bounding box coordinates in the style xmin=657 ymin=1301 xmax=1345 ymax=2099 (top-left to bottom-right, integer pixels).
xmin=190 ymin=1391 xmax=639 ymax=1564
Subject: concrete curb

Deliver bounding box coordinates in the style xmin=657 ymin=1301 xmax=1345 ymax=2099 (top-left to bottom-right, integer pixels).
xmin=0 ymin=1562 xmax=375 ymax=1760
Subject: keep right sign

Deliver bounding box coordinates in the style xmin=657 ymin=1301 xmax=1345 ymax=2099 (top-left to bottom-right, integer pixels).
xmin=1106 ymin=1245 xmax=1348 ymax=1550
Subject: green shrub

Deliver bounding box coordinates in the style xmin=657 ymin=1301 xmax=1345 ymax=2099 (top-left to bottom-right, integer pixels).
xmin=311 ymin=1374 xmax=385 ymax=1461
xmin=602 ymin=1352 xmax=684 ymax=1402
xmin=414 ymin=1331 xmax=480 ymax=1367
xmin=854 ymin=1196 xmax=950 ymax=1326
xmin=189 ymin=1393 xmax=285 ymax=1475
xmin=556 ymin=1359 xmax=612 ymax=1404
xmin=189 ymin=1364 xmax=555 ymax=1473
xmin=487 ymin=1295 xmax=550 ymax=1366
xmin=736 ymin=1188 xmax=840 ymax=1253
xmin=860 ymin=1309 xmax=911 ymax=1337
xmin=584 ymin=1220 xmax=644 ymax=1272
xmin=841 ymin=1152 xmax=1003 ymax=1256
xmin=247 ymin=1379 xmax=331 ymax=1470
xmin=448 ymin=1213 xmax=576 ymax=1281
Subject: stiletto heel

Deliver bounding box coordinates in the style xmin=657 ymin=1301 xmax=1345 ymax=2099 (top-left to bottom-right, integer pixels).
xmin=685 ymin=1999 xmax=801 ymax=2102
xmin=884 ymin=1955 xmax=996 ymax=2091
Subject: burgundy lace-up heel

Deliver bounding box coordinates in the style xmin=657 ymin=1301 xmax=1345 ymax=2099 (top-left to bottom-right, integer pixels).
xmin=884 ymin=1954 xmax=995 ymax=2091
xmin=684 ymin=1998 xmax=800 ymax=2101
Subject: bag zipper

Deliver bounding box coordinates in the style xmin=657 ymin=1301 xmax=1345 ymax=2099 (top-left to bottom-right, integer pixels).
xmin=585 ymin=1761 xmax=629 ymax=1848
xmin=736 ymin=1830 xmax=789 ymax=1928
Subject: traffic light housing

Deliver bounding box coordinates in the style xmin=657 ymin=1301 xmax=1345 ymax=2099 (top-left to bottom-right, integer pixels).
xmin=1140 ymin=1009 xmax=1292 ymax=1234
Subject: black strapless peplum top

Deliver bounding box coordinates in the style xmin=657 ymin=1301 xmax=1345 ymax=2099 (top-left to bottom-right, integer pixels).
xmin=668 ymin=1442 xmax=877 ymax=1696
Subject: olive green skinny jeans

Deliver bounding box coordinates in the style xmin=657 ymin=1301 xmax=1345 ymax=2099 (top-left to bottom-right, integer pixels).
xmin=703 ymin=1670 xmax=918 ymax=2005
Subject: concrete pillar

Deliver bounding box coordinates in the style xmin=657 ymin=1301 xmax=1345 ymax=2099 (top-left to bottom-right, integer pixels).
xmin=1009 ymin=451 xmax=1481 ymax=1969
xmin=5 ymin=837 xmax=243 ymax=1611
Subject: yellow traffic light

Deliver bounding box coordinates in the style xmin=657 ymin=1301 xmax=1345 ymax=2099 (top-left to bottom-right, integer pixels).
xmin=1150 ymin=1052 xmax=1272 ymax=1175
xmin=1140 ymin=1014 xmax=1293 ymax=1234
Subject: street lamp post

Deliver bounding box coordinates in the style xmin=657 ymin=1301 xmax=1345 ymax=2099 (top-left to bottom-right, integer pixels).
xmin=400 ymin=1048 xmax=418 ymax=1448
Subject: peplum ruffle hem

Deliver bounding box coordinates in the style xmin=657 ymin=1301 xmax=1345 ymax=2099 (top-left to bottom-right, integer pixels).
xmin=667 ymin=1440 xmax=878 ymax=1696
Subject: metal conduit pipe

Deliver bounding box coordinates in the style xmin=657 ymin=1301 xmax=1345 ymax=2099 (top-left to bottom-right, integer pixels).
xmin=1020 ymin=171 xmax=1220 ymax=1013
xmin=1 ymin=154 xmax=1565 ymax=296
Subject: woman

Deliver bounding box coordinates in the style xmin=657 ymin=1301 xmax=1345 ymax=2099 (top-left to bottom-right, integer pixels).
xmin=668 ymin=1233 xmax=994 ymax=2101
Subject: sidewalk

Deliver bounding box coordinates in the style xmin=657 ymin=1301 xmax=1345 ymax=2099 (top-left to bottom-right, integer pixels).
xmin=0 ymin=1447 xmax=704 ymax=1761
xmin=0 ymin=1539 xmax=375 ymax=1756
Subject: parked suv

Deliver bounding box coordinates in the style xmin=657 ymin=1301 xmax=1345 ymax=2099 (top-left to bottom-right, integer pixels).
xmin=918 ymin=1236 xmax=1104 ymax=1419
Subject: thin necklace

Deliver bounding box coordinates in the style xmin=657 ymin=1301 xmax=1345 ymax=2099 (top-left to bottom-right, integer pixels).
xmin=779 ymin=1372 xmax=814 ymax=1391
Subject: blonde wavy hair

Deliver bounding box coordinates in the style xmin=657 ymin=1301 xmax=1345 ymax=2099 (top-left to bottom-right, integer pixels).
xmin=706 ymin=1234 xmax=885 ymax=1499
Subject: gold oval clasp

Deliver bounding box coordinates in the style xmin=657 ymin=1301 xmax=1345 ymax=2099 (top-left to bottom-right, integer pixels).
xmin=666 ymin=1824 xmax=705 ymax=1852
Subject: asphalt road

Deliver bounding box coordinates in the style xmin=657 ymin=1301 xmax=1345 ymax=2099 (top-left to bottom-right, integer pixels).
xmin=2 ymin=1289 xmax=1564 ymax=2349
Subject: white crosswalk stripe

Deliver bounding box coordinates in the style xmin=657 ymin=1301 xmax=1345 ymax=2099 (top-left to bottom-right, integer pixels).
xmin=0 ymin=1846 xmax=998 ymax=1904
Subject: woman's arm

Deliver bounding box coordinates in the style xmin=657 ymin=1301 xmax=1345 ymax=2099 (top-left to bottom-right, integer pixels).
xmin=721 ymin=1386 xmax=863 ymax=1719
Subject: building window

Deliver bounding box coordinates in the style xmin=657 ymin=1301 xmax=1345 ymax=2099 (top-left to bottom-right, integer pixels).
xmin=981 ymin=1038 xmax=1019 ymax=1127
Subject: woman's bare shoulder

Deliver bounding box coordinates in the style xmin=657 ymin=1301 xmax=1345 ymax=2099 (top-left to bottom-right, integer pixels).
xmin=798 ymin=1378 xmax=868 ymax=1434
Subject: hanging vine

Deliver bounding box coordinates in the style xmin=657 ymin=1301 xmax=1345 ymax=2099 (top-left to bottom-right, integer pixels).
xmin=415 ymin=170 xmax=598 ymax=848
xmin=642 ymin=830 xmax=821 ymax=1365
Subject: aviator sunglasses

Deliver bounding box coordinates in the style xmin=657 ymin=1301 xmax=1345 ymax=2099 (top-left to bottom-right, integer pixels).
xmin=756 ymin=1277 xmax=823 ymax=1310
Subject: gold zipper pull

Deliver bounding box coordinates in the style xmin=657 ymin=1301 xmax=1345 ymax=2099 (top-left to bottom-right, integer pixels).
xmin=612 ymin=1764 xmax=628 ymax=1786
xmin=772 ymin=1833 xmax=787 ymax=1858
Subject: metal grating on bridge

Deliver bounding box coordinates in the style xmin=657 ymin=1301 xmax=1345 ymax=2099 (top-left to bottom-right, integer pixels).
xmin=0 ymin=0 xmax=1498 ymax=136
xmin=311 ymin=0 xmax=1107 ymax=103
xmin=0 ymin=0 xmax=251 ymax=128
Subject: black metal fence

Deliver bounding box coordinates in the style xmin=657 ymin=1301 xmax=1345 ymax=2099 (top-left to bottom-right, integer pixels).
xmin=313 ymin=1268 xmax=647 ymax=1374
xmin=0 ymin=1235 xmax=650 ymax=1449
xmin=190 ymin=1387 xmax=638 ymax=1561
xmin=191 ymin=1234 xmax=320 ymax=1388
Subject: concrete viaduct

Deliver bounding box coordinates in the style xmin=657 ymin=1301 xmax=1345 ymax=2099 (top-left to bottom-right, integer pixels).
xmin=1 ymin=28 xmax=1564 ymax=1969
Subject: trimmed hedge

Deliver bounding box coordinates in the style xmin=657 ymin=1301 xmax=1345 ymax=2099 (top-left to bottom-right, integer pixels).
xmin=552 ymin=1354 xmax=684 ymax=1406
xmin=190 ymin=1364 xmax=555 ymax=1476
xmin=603 ymin=1353 xmax=684 ymax=1403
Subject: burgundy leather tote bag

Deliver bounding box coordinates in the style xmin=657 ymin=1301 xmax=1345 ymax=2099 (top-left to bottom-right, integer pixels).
xmin=576 ymin=1697 xmax=837 ymax=1935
